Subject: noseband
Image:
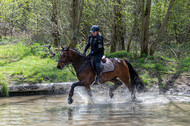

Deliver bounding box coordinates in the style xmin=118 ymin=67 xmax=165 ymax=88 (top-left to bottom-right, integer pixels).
xmin=58 ymin=50 xmax=70 ymax=66
xmin=58 ymin=59 xmax=67 ymax=63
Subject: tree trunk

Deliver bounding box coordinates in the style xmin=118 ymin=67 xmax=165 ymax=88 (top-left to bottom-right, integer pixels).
xmin=120 ymin=19 xmax=125 ymax=51
xmin=127 ymin=1 xmax=138 ymax=52
xmin=70 ymin=0 xmax=84 ymax=48
xmin=110 ymin=24 xmax=117 ymax=52
xmin=51 ymin=0 xmax=60 ymax=47
xmin=149 ymin=0 xmax=175 ymax=56
xmin=127 ymin=18 xmax=136 ymax=52
xmin=110 ymin=1 xmax=118 ymax=52
xmin=21 ymin=0 xmax=30 ymax=32
xmin=140 ymin=0 xmax=145 ymax=54
xmin=110 ymin=0 xmax=125 ymax=52
xmin=118 ymin=0 xmax=125 ymax=51
xmin=141 ymin=0 xmax=151 ymax=56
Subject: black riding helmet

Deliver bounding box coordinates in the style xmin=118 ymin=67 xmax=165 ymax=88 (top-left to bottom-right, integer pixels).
xmin=90 ymin=25 xmax=99 ymax=32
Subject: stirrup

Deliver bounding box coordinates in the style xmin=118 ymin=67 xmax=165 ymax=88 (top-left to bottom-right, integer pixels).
xmin=92 ymin=76 xmax=101 ymax=85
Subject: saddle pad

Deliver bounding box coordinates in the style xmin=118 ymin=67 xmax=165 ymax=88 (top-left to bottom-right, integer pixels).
xmin=102 ymin=58 xmax=114 ymax=73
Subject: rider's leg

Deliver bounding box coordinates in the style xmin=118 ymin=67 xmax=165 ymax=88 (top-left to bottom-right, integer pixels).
xmin=94 ymin=53 xmax=103 ymax=83
xmin=95 ymin=62 xmax=101 ymax=82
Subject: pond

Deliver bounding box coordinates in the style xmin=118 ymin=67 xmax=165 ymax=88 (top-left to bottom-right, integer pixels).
xmin=0 ymin=86 xmax=190 ymax=126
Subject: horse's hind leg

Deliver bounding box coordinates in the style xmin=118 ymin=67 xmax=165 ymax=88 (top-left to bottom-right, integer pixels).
xmin=109 ymin=78 xmax=123 ymax=98
xmin=68 ymin=82 xmax=83 ymax=104
xmin=118 ymin=74 xmax=136 ymax=102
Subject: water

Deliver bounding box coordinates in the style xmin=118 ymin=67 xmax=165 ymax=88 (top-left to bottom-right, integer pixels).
xmin=0 ymin=86 xmax=190 ymax=126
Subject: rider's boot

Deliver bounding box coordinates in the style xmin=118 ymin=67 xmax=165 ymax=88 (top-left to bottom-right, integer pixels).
xmin=95 ymin=63 xmax=101 ymax=84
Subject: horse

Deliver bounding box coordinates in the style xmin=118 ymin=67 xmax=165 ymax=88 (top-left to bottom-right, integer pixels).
xmin=57 ymin=46 xmax=145 ymax=104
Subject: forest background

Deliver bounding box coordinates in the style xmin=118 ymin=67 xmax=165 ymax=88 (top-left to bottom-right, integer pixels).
xmin=0 ymin=0 xmax=189 ymax=96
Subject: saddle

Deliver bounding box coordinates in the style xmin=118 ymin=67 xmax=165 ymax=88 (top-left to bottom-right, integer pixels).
xmin=91 ymin=55 xmax=115 ymax=73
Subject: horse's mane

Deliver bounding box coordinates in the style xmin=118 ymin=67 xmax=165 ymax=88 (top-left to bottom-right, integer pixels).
xmin=70 ymin=48 xmax=85 ymax=57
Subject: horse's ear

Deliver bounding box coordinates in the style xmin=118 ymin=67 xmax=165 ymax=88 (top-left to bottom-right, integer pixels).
xmin=61 ymin=45 xmax=64 ymax=50
xmin=66 ymin=45 xmax=71 ymax=50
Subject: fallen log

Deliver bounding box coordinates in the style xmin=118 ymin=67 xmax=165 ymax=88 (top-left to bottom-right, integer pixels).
xmin=0 ymin=82 xmax=73 ymax=96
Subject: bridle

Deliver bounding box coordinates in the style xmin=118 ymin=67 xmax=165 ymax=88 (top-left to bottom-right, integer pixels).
xmin=58 ymin=49 xmax=91 ymax=76
xmin=58 ymin=59 xmax=68 ymax=64
xmin=58 ymin=50 xmax=71 ymax=66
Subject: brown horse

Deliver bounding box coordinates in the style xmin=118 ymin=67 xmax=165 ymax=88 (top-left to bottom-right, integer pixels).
xmin=57 ymin=46 xmax=145 ymax=104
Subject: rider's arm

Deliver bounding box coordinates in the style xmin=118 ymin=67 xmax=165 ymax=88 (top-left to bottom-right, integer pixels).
xmin=92 ymin=36 xmax=104 ymax=55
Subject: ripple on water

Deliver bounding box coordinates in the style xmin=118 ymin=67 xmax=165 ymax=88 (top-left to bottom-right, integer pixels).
xmin=0 ymin=85 xmax=190 ymax=126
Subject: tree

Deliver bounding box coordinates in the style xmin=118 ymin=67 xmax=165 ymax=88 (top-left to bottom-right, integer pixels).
xmin=127 ymin=0 xmax=138 ymax=52
xmin=110 ymin=0 xmax=125 ymax=52
xmin=150 ymin=0 xmax=175 ymax=56
xmin=51 ymin=0 xmax=60 ymax=47
xmin=21 ymin=0 xmax=30 ymax=32
xmin=70 ymin=0 xmax=84 ymax=48
xmin=141 ymin=0 xmax=151 ymax=56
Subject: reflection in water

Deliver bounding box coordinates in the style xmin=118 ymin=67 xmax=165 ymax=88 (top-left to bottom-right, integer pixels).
xmin=0 ymin=87 xmax=190 ymax=126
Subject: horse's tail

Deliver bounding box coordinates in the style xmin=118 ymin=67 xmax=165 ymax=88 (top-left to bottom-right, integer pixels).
xmin=125 ymin=60 xmax=146 ymax=93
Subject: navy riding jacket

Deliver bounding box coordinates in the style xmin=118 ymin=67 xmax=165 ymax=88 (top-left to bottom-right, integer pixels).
xmin=84 ymin=33 xmax=104 ymax=55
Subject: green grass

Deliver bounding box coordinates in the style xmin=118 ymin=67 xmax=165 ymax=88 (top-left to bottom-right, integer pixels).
xmin=0 ymin=39 xmax=77 ymax=86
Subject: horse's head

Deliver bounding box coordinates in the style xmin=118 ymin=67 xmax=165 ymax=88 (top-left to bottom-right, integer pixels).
xmin=57 ymin=45 xmax=71 ymax=70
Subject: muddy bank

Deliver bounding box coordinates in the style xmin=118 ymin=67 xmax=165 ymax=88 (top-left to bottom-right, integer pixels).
xmin=149 ymin=74 xmax=190 ymax=95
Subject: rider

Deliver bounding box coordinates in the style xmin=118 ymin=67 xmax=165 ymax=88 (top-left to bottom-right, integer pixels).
xmin=83 ymin=25 xmax=104 ymax=83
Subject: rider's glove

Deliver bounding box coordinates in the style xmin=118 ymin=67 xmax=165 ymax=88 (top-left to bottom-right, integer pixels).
xmin=89 ymin=51 xmax=94 ymax=55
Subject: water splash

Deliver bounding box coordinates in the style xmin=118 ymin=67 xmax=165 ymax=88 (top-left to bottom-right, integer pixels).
xmin=73 ymin=84 xmax=190 ymax=105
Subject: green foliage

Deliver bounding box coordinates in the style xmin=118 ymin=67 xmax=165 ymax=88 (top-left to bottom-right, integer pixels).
xmin=105 ymin=51 xmax=133 ymax=58
xmin=159 ymin=82 xmax=167 ymax=89
xmin=147 ymin=56 xmax=154 ymax=60
xmin=140 ymin=73 xmax=157 ymax=88
xmin=0 ymin=81 xmax=9 ymax=97
xmin=155 ymin=63 xmax=165 ymax=71
xmin=139 ymin=58 xmax=145 ymax=63
xmin=0 ymin=0 xmax=189 ymax=58
xmin=179 ymin=57 xmax=190 ymax=72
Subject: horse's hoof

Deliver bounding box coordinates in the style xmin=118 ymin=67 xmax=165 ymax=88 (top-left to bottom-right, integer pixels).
xmin=68 ymin=98 xmax=73 ymax=104
xmin=131 ymin=99 xmax=141 ymax=103
xmin=109 ymin=93 xmax=114 ymax=98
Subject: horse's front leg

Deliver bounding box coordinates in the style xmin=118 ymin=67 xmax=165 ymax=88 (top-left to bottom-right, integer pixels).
xmin=85 ymin=86 xmax=94 ymax=104
xmin=68 ymin=82 xmax=83 ymax=104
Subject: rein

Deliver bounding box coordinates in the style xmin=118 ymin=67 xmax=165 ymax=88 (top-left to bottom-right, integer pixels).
xmin=66 ymin=65 xmax=77 ymax=76
xmin=67 ymin=57 xmax=90 ymax=77
xmin=59 ymin=56 xmax=90 ymax=77
xmin=58 ymin=49 xmax=91 ymax=77
xmin=58 ymin=59 xmax=77 ymax=76
xmin=76 ymin=59 xmax=90 ymax=74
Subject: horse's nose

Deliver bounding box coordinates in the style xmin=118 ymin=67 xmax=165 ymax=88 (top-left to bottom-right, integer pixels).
xmin=57 ymin=65 xmax=62 ymax=69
